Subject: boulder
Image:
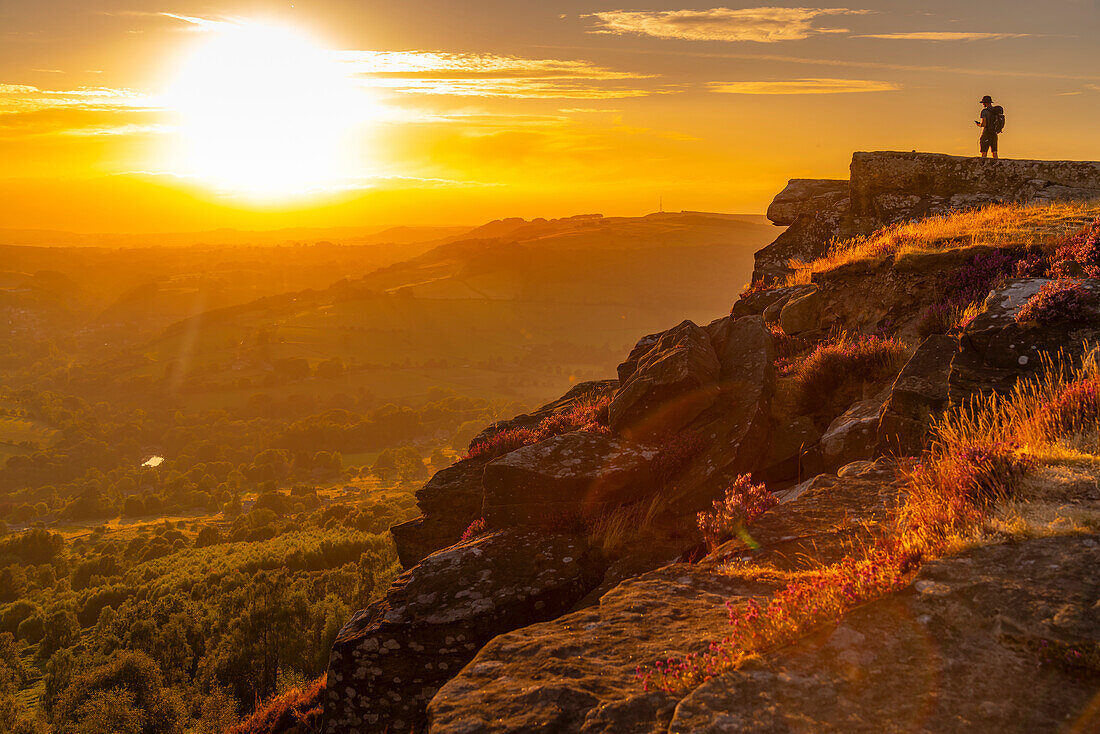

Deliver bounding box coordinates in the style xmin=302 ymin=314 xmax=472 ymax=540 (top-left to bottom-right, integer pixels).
xmin=427 ymin=564 xmax=775 ymax=734
xmin=820 ymin=394 xmax=888 ymax=473
xmin=395 ymin=380 xmax=620 ymax=570
xmin=324 ymin=528 xmax=604 ymax=734
xmin=778 ymin=286 xmax=823 ymax=335
xmin=877 ymin=334 xmax=957 ymax=456
xmin=482 ymin=432 xmax=660 ymax=526
xmin=670 ymin=534 xmax=1100 ymax=734
xmin=661 ymin=316 xmax=775 ymax=513
xmin=706 ymin=460 xmax=904 ymax=568
xmin=948 ymin=278 xmax=1100 ymax=403
xmin=753 ymin=191 xmax=850 ymax=285
xmin=608 ymin=320 xmax=721 ymax=441
xmin=730 ymin=284 xmax=815 ymax=319
xmin=391 ymin=458 xmax=487 ymax=569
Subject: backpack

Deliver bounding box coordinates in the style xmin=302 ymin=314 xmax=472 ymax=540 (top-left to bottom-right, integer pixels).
xmin=990 ymin=105 xmax=1006 ymax=134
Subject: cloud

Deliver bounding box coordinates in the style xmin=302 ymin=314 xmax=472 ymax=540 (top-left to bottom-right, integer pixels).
xmin=338 ymin=51 xmax=662 ymax=98
xmin=0 ymin=83 xmax=161 ymax=137
xmin=709 ymin=77 xmax=900 ymax=94
xmin=584 ymin=7 xmax=870 ymax=43
xmin=856 ymin=32 xmax=1031 ymax=41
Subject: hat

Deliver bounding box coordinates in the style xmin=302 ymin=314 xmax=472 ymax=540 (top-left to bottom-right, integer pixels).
xmin=980 ymin=95 xmax=993 ymax=104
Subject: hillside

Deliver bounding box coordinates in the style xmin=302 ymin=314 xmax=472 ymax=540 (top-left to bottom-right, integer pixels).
xmin=311 ymin=152 xmax=1100 ymax=733
xmin=96 ymin=212 xmax=776 ymax=412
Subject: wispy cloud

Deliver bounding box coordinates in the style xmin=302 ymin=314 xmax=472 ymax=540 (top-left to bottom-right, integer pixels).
xmin=709 ymin=77 xmax=900 ymax=94
xmin=856 ymin=31 xmax=1031 ymax=41
xmin=584 ymin=7 xmax=870 ymax=43
xmin=0 ymin=83 xmax=161 ymax=136
xmin=339 ymin=51 xmax=661 ymax=98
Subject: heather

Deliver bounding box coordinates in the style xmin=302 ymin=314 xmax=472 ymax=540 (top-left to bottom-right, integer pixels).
xmin=1015 ymin=279 xmax=1098 ymax=325
xmin=696 ymin=475 xmax=778 ymax=550
xmin=466 ymin=396 xmax=611 ymax=461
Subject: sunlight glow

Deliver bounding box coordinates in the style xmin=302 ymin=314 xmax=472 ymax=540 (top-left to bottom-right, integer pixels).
xmin=164 ymin=20 xmax=372 ymax=201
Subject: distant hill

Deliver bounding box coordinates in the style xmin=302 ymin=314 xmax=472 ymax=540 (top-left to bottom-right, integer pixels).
xmin=108 ymin=211 xmax=779 ymax=409
xmin=0 ymin=224 xmax=472 ymax=248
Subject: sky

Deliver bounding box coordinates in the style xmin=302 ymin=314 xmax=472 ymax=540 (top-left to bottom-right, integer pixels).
xmin=2 ymin=0 xmax=1099 ymax=233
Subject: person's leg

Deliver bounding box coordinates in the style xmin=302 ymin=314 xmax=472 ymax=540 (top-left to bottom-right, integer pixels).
xmin=991 ymin=136 xmax=999 ymax=160
xmin=980 ymin=136 xmax=990 ymax=158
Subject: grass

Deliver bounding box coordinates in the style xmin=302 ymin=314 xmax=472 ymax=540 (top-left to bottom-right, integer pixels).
xmin=637 ymin=349 xmax=1100 ymax=694
xmin=783 ymin=201 xmax=1100 ymax=287
xmin=793 ymin=333 xmax=909 ymax=415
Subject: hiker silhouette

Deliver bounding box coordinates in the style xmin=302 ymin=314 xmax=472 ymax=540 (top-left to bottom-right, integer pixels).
xmin=975 ymin=95 xmax=1005 ymax=159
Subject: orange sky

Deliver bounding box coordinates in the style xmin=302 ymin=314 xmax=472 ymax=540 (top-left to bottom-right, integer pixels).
xmin=2 ymin=1 xmax=1099 ymax=233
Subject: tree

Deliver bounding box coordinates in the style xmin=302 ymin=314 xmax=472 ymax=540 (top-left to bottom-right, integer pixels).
xmin=51 ymin=652 xmax=184 ymax=734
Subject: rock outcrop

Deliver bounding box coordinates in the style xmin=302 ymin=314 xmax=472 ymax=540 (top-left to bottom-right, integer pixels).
xmin=324 ymin=529 xmax=603 ymax=733
xmin=755 ymin=151 xmax=1100 ymax=284
xmin=392 ymin=380 xmax=619 ymax=569
xmin=608 ymin=320 xmax=721 ymax=441
xmin=949 ymin=278 xmax=1100 ymax=402
xmin=325 ymin=152 xmax=1100 ymax=734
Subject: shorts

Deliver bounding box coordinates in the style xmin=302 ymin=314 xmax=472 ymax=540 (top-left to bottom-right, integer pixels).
xmin=980 ymin=131 xmax=998 ymax=153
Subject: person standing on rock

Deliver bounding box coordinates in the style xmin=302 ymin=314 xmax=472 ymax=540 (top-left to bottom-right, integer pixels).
xmin=975 ymin=95 xmax=1003 ymax=159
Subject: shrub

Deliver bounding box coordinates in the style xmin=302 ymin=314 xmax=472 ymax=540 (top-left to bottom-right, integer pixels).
xmin=696 ymin=475 xmax=778 ymax=550
xmin=1050 ymin=218 xmax=1100 ymax=278
xmin=225 ymin=676 xmax=325 ymax=734
xmin=945 ymin=250 xmax=1021 ymax=306
xmin=794 ymin=334 xmax=908 ymax=414
xmin=1015 ymin=280 xmax=1098 ymax=325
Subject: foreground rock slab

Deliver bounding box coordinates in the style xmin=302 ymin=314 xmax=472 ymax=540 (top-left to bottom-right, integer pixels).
xmin=427 ymin=466 xmax=904 ymax=733
xmin=324 ymin=529 xmax=603 ymax=733
xmin=670 ymin=534 xmax=1100 ymax=733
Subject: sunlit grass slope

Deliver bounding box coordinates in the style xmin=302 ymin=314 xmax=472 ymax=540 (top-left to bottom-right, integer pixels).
xmin=786 ymin=201 xmax=1100 ymax=286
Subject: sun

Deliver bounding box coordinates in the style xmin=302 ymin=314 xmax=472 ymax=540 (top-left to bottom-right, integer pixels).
xmin=164 ymin=20 xmax=369 ymax=202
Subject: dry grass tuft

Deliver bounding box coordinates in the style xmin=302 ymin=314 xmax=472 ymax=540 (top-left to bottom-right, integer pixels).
xmin=793 ymin=333 xmax=909 ymax=415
